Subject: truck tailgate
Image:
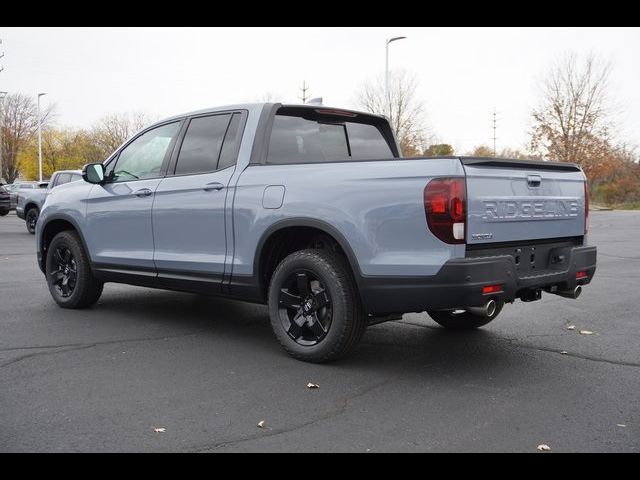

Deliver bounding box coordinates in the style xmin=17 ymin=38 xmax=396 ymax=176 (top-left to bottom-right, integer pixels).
xmin=462 ymin=158 xmax=586 ymax=245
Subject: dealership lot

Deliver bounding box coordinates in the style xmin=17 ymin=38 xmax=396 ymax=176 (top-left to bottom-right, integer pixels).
xmin=0 ymin=211 xmax=638 ymax=452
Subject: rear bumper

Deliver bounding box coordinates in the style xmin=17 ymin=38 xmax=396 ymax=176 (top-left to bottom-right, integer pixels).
xmin=359 ymin=245 xmax=597 ymax=315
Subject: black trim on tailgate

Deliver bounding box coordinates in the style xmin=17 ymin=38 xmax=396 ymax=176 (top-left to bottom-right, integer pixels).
xmin=460 ymin=156 xmax=582 ymax=172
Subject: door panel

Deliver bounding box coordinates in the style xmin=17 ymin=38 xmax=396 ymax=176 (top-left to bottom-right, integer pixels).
xmin=85 ymin=121 xmax=182 ymax=271
xmin=86 ymin=179 xmax=162 ymax=270
xmin=152 ymin=113 xmax=241 ymax=280
xmin=152 ymin=168 xmax=235 ymax=278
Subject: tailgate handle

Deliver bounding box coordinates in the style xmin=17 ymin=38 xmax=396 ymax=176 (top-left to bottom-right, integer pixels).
xmin=527 ymin=175 xmax=542 ymax=187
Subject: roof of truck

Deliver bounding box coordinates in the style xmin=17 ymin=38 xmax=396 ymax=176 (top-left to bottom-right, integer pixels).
xmin=156 ymin=103 xmax=387 ymax=125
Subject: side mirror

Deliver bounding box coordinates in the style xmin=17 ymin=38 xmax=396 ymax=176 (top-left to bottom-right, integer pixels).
xmin=82 ymin=163 xmax=105 ymax=184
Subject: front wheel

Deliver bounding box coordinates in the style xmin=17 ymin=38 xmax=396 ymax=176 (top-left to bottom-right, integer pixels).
xmin=25 ymin=207 xmax=39 ymax=234
xmin=268 ymin=249 xmax=367 ymax=363
xmin=46 ymin=230 xmax=104 ymax=309
xmin=427 ymin=300 xmax=504 ymax=330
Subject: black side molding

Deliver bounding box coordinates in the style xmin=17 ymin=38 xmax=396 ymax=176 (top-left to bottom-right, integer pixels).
xmin=460 ymin=156 xmax=582 ymax=172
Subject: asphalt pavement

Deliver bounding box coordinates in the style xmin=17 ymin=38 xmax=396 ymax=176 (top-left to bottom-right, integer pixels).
xmin=0 ymin=210 xmax=638 ymax=452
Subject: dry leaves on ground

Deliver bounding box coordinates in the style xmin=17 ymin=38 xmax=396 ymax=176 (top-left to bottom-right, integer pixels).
xmin=257 ymin=420 xmax=266 ymax=429
xmin=306 ymin=382 xmax=320 ymax=389
xmin=153 ymin=427 xmax=166 ymax=433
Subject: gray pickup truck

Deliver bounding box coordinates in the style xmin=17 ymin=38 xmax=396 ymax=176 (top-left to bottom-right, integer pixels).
xmin=35 ymin=103 xmax=596 ymax=362
xmin=17 ymin=170 xmax=81 ymax=233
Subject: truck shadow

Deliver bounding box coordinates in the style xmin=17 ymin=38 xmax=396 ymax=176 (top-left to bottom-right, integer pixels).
xmin=96 ymin=286 xmax=531 ymax=377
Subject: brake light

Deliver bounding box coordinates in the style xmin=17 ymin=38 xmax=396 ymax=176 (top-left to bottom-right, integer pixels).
xmin=576 ymin=271 xmax=587 ymax=279
xmin=584 ymin=181 xmax=589 ymax=234
xmin=482 ymin=284 xmax=503 ymax=294
xmin=314 ymin=108 xmax=357 ymax=117
xmin=424 ymin=177 xmax=466 ymax=244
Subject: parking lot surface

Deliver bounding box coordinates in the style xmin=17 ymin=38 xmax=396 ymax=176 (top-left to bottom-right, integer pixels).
xmin=0 ymin=211 xmax=638 ymax=452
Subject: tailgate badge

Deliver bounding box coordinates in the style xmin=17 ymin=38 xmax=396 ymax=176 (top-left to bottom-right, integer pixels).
xmin=471 ymin=233 xmax=493 ymax=240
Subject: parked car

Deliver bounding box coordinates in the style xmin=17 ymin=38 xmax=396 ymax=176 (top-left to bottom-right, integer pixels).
xmin=35 ymin=103 xmax=597 ymax=362
xmin=16 ymin=171 xmax=81 ymax=233
xmin=4 ymin=181 xmax=46 ymax=210
xmin=0 ymin=185 xmax=10 ymax=216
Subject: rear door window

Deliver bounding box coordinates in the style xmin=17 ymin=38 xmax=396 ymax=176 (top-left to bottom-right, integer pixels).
xmin=174 ymin=114 xmax=231 ymax=175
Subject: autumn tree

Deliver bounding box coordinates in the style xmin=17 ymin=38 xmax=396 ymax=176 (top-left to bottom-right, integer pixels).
xmin=530 ymin=52 xmax=614 ymax=180
xmin=424 ymin=144 xmax=454 ymax=156
xmin=357 ymin=70 xmax=429 ymax=156
xmin=92 ymin=112 xmax=153 ymax=159
xmin=0 ymin=93 xmax=54 ymax=183
xmin=468 ymin=145 xmax=494 ymax=157
xmin=19 ymin=128 xmax=99 ymax=179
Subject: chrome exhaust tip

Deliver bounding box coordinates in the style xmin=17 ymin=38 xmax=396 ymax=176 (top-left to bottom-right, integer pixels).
xmin=467 ymin=299 xmax=497 ymax=317
xmin=552 ymin=286 xmax=582 ymax=299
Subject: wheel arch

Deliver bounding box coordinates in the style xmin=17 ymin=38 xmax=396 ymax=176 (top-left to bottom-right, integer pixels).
xmin=39 ymin=215 xmax=91 ymax=273
xmin=253 ymin=218 xmax=363 ymax=301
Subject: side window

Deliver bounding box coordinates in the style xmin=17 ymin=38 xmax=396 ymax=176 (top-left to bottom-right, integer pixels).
xmin=218 ymin=113 xmax=243 ymax=170
xmin=53 ymin=173 xmax=71 ymax=187
xmin=174 ymin=114 xmax=231 ymax=176
xmin=110 ymin=122 xmax=180 ymax=182
xmin=70 ymin=174 xmax=82 ymax=182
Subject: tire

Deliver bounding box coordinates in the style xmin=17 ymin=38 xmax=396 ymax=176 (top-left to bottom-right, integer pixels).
xmin=25 ymin=207 xmax=39 ymax=234
xmin=268 ymin=249 xmax=367 ymax=363
xmin=0 ymin=209 xmax=8 ymax=216
xmin=45 ymin=230 xmax=104 ymax=309
xmin=427 ymin=300 xmax=504 ymax=330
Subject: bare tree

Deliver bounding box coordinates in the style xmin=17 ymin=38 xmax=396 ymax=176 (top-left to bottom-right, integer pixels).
xmin=92 ymin=112 xmax=153 ymax=158
xmin=0 ymin=93 xmax=54 ymax=183
xmin=530 ymin=52 xmax=614 ymax=178
xmin=357 ymin=70 xmax=429 ymax=156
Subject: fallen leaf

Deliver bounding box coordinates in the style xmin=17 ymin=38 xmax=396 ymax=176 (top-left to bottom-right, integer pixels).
xmin=617 ymin=424 xmax=627 ymax=428
xmin=566 ymin=325 xmax=576 ymax=330
xmin=257 ymin=420 xmax=266 ymax=429
xmin=560 ymin=351 xmax=568 ymax=355
xmin=153 ymin=427 xmax=166 ymax=433
xmin=306 ymin=382 xmax=320 ymax=389
xmin=537 ymin=444 xmax=551 ymax=452
xmin=579 ymin=330 xmax=594 ymax=335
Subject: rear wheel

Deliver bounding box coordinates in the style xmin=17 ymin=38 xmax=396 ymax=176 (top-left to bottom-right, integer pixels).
xmin=268 ymin=249 xmax=366 ymax=363
xmin=26 ymin=207 xmax=39 ymax=234
xmin=428 ymin=300 xmax=504 ymax=329
xmin=46 ymin=231 xmax=103 ymax=309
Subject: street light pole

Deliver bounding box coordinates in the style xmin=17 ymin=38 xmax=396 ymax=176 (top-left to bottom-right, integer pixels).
xmin=384 ymin=36 xmax=407 ymax=121
xmin=37 ymin=92 xmax=47 ymax=182
xmin=0 ymin=91 xmax=7 ymax=183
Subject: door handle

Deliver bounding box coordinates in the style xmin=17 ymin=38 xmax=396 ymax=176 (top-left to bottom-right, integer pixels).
xmin=527 ymin=175 xmax=541 ymax=187
xmin=134 ymin=188 xmax=153 ymax=197
xmin=203 ymin=182 xmax=225 ymax=192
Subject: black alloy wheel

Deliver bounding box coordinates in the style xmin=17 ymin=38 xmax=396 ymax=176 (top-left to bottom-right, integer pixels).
xmin=49 ymin=246 xmax=77 ymax=298
xmin=26 ymin=208 xmax=39 ymax=234
xmin=277 ymin=270 xmax=333 ymax=346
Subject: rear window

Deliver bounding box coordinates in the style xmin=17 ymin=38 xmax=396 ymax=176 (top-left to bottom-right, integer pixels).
xmin=266 ymin=110 xmax=393 ymax=165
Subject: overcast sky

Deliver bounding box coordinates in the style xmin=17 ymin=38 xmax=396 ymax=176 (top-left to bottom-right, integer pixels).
xmin=1 ymin=27 xmax=639 ymax=153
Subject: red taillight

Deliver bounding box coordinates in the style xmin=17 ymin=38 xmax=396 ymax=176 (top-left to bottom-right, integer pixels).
xmin=424 ymin=177 xmax=466 ymax=244
xmin=482 ymin=284 xmax=503 ymax=294
xmin=576 ymin=271 xmax=587 ymax=279
xmin=584 ymin=181 xmax=589 ymax=234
